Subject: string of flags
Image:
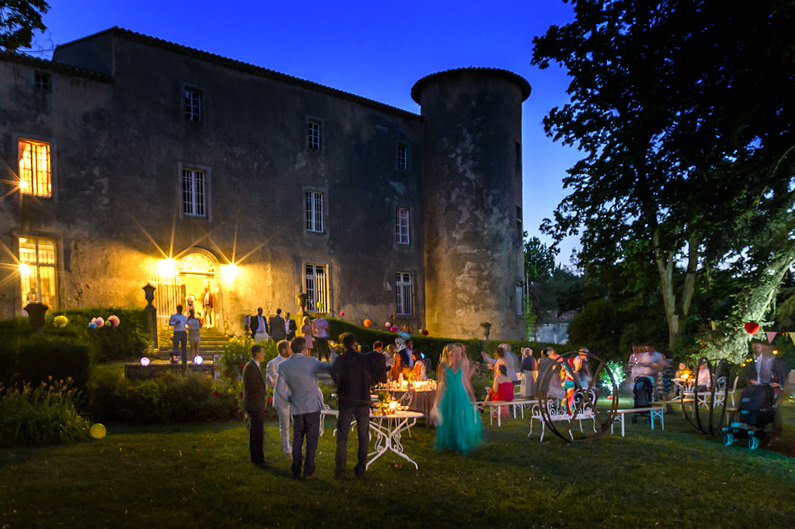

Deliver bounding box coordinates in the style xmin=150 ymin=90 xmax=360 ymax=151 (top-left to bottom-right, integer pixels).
xmin=741 ymin=321 xmax=795 ymax=345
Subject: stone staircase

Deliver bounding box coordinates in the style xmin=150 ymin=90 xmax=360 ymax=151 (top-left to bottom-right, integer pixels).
xmin=154 ymin=326 xmax=233 ymax=361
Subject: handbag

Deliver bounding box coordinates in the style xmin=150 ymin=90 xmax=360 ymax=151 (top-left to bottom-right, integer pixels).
xmin=430 ymin=402 xmax=443 ymax=425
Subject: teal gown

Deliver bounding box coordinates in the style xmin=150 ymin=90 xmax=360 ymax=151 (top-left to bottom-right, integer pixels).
xmin=435 ymin=365 xmax=483 ymax=455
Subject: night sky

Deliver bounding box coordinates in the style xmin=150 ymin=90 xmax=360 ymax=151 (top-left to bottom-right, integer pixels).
xmin=33 ymin=0 xmax=582 ymax=264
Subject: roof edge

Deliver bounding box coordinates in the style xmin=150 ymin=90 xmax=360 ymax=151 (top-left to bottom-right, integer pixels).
xmin=410 ymin=67 xmax=532 ymax=104
xmin=0 ymin=50 xmax=114 ymax=83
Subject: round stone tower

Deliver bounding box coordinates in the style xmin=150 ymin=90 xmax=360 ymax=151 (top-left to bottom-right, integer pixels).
xmin=412 ymin=68 xmax=531 ymax=340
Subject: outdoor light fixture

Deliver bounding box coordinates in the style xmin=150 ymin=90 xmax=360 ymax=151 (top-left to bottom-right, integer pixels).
xmin=140 ymin=357 xmax=151 ymax=367
xmin=19 ymin=263 xmax=30 ymax=275
xmin=157 ymin=258 xmax=177 ymax=275
xmin=221 ymin=263 xmax=238 ymax=281
xmin=18 ymin=179 xmax=28 ymax=190
xmin=194 ymin=355 xmax=204 ymax=365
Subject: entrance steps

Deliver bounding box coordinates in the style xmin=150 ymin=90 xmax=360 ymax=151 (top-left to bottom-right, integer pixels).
xmin=153 ymin=326 xmax=233 ymax=360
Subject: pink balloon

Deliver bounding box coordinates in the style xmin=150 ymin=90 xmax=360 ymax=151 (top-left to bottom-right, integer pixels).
xmin=385 ymin=322 xmax=391 ymax=327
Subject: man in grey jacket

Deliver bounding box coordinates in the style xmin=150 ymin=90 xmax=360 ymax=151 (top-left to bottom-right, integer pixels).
xmin=276 ymin=336 xmax=329 ymax=479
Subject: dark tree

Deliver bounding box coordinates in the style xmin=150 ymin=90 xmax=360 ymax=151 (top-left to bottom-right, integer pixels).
xmin=0 ymin=0 xmax=50 ymax=52
xmin=533 ymin=0 xmax=795 ymax=355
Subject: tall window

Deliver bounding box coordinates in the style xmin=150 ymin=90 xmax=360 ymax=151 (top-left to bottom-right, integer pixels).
xmin=305 ymin=264 xmax=328 ymax=312
xmin=516 ymin=141 xmax=522 ymax=167
xmin=397 ymin=143 xmax=408 ymax=170
xmin=305 ymin=190 xmax=324 ymax=233
xmin=185 ymin=88 xmax=201 ymax=121
xmin=307 ymin=119 xmax=321 ymax=150
xmin=19 ymin=237 xmax=57 ymax=309
xmin=516 ymin=205 xmax=523 ymax=241
xmin=395 ymin=272 xmax=413 ymax=316
xmin=396 ymin=206 xmax=410 ymax=244
xmin=182 ymin=168 xmax=206 ymax=216
xmin=18 ymin=139 xmax=51 ymax=197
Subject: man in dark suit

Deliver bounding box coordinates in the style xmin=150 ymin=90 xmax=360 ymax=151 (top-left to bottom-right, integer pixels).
xmin=270 ymin=308 xmax=287 ymax=342
xmin=330 ymin=332 xmax=373 ymax=480
xmin=243 ymin=344 xmax=270 ymax=467
xmin=398 ymin=339 xmax=415 ymax=368
xmin=744 ymin=341 xmax=785 ymax=389
xmin=285 ymin=312 xmax=298 ymax=340
xmin=249 ymin=307 xmax=269 ymax=341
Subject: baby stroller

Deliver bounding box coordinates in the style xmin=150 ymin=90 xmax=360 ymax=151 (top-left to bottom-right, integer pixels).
xmin=722 ymin=384 xmax=778 ymax=450
xmin=631 ymin=376 xmax=654 ymax=424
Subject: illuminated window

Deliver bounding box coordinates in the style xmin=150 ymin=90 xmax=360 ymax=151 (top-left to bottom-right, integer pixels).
xmin=395 ymin=272 xmax=413 ymax=316
xmin=307 ymin=120 xmax=321 ymax=150
xmin=18 ymin=139 xmax=51 ymax=197
xmin=305 ymin=190 xmax=324 ymax=233
xmin=185 ymin=88 xmax=201 ymax=121
xmin=35 ymin=72 xmax=51 ymax=90
xmin=305 ymin=264 xmax=328 ymax=312
xmin=397 ymin=143 xmax=408 ymax=170
xmin=396 ymin=206 xmax=410 ymax=244
xmin=19 ymin=237 xmax=57 ymax=309
xmin=182 ymin=168 xmax=206 ymax=216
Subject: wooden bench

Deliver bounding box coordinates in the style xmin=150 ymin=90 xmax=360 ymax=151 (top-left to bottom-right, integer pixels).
xmin=478 ymin=399 xmax=537 ymax=426
xmin=610 ymin=407 xmax=664 ymax=437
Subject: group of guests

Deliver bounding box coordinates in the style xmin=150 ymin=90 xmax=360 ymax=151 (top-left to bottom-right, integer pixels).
xmin=168 ymin=304 xmax=205 ymax=364
xmin=249 ymin=308 xmax=332 ymax=362
xmin=375 ymin=339 xmax=428 ymax=382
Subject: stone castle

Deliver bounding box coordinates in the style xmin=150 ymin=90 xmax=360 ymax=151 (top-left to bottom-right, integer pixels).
xmin=0 ymin=27 xmax=530 ymax=340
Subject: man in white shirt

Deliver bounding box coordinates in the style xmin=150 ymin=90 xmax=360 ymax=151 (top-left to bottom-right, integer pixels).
xmin=266 ymin=340 xmax=293 ymax=458
xmin=168 ymin=305 xmax=188 ymax=364
xmin=249 ymin=308 xmax=270 ymax=342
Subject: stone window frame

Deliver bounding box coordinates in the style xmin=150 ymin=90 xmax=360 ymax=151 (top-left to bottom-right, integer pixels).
xmin=303 ymin=260 xmax=332 ymax=313
xmin=34 ymin=71 xmax=52 ymax=91
xmin=396 ymin=141 xmax=409 ymax=170
xmin=304 ymin=187 xmax=326 ymax=234
xmin=183 ymin=84 xmax=203 ymax=122
xmin=395 ymin=271 xmax=414 ymax=316
xmin=13 ymin=133 xmax=58 ymax=203
xmin=306 ymin=116 xmax=323 ymax=151
xmin=395 ymin=205 xmax=410 ymax=245
xmin=16 ymin=234 xmax=61 ymax=312
xmin=178 ymin=162 xmax=212 ymax=221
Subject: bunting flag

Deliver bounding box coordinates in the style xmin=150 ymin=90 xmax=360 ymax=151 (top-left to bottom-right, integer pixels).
xmin=790 ymin=333 xmax=795 ymax=346
xmin=710 ymin=320 xmax=717 ymax=331
xmin=766 ymin=331 xmax=777 ymax=343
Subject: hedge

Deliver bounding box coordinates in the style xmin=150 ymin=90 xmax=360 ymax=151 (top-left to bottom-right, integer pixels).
xmin=0 ymin=335 xmax=91 ymax=388
xmin=50 ymin=307 xmax=151 ymax=362
xmin=325 ymin=318 xmax=576 ymax=369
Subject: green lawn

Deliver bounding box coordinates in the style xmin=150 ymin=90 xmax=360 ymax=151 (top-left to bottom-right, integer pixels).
xmin=2 ymin=402 xmax=795 ymax=529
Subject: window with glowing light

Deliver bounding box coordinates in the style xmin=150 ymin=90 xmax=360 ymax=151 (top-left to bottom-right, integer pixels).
xmin=182 ymin=168 xmax=206 ymax=216
xmin=305 ymin=190 xmax=324 ymax=233
xmin=395 ymin=272 xmax=413 ymax=316
xmin=396 ymin=206 xmax=410 ymax=244
xmin=19 ymin=237 xmax=57 ymax=309
xmin=305 ymin=264 xmax=328 ymax=312
xmin=18 ymin=139 xmax=51 ymax=197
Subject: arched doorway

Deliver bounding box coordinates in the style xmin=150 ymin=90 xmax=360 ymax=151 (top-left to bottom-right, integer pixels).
xmin=177 ymin=250 xmax=219 ymax=327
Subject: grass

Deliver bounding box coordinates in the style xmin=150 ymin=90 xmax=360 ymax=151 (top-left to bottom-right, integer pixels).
xmin=2 ymin=400 xmax=795 ymax=528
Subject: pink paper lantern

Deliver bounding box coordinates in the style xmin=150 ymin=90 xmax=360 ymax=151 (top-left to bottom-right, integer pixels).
xmin=390 ymin=326 xmax=398 ymax=332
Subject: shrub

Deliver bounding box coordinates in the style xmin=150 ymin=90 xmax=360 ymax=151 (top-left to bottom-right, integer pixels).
xmin=0 ymin=380 xmax=91 ymax=447
xmin=216 ymin=334 xmax=277 ymax=381
xmin=50 ymin=307 xmax=151 ymax=362
xmin=0 ymin=335 xmax=91 ymax=389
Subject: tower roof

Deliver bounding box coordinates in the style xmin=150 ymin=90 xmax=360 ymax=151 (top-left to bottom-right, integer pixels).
xmin=411 ymin=67 xmax=531 ymax=104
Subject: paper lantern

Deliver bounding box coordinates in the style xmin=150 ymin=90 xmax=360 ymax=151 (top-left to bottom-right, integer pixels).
xmin=744 ymin=322 xmax=761 ymax=335
xmin=88 ymin=321 xmax=97 ymax=329
xmin=89 ymin=423 xmax=107 ymax=439
xmin=94 ymin=317 xmax=105 ymax=328
xmin=108 ymin=315 xmax=120 ymax=328
xmin=399 ymin=331 xmax=410 ymax=339
xmin=317 ymin=302 xmax=324 ymax=310
xmin=340 ymin=311 xmax=344 ymax=316
xmin=140 ymin=357 xmax=151 ymax=367
xmin=422 ymin=329 xmax=429 ymax=336
xmin=385 ymin=322 xmax=391 ymax=328
xmin=390 ymin=326 xmax=398 ymax=332
xmin=363 ymin=319 xmax=371 ymax=327
xmin=194 ymin=355 xmax=204 ymax=365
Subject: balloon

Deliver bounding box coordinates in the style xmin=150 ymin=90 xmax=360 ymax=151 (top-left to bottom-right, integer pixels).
xmin=88 ymin=321 xmax=97 ymax=329
xmin=340 ymin=312 xmax=344 ymax=316
xmin=390 ymin=326 xmax=398 ymax=332
xmin=89 ymin=423 xmax=107 ymax=439
xmin=317 ymin=302 xmax=324 ymax=310
xmin=363 ymin=319 xmax=371 ymax=327
xmin=422 ymin=329 xmax=429 ymax=336
xmin=398 ymin=331 xmax=410 ymax=339
xmin=385 ymin=322 xmax=391 ymax=327
xmin=744 ymin=322 xmax=761 ymax=335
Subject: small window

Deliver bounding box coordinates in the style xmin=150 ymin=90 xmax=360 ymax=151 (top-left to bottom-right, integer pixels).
xmin=396 ymin=272 xmax=413 ymax=316
xmin=35 ymin=72 xmax=51 ymax=90
xmin=19 ymin=236 xmax=57 ymax=309
xmin=305 ymin=190 xmax=324 ymax=233
xmin=516 ymin=206 xmax=523 ymax=241
xmin=182 ymin=168 xmax=206 ymax=216
xmin=397 ymin=143 xmax=408 ymax=170
xmin=18 ymin=139 xmax=52 ymax=197
xmin=307 ymin=120 xmax=321 ymax=150
xmin=305 ymin=264 xmax=328 ymax=312
xmin=516 ymin=141 xmax=522 ymax=167
xmin=185 ymin=88 xmax=202 ymax=121
xmin=396 ymin=206 xmax=410 ymax=244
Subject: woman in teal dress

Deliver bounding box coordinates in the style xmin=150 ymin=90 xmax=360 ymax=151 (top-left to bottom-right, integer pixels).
xmin=433 ymin=343 xmax=483 ymax=455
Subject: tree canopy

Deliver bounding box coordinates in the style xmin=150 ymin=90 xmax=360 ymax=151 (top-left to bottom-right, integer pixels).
xmin=0 ymin=0 xmax=50 ymax=52
xmin=533 ymin=0 xmax=795 ymax=355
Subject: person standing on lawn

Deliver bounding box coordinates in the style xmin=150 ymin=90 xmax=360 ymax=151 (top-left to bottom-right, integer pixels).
xmin=243 ymin=344 xmax=270 ymax=468
xmin=266 ymin=340 xmax=293 ymax=459
xmin=330 ymin=332 xmax=374 ymax=479
xmin=276 ymin=336 xmax=329 ymax=480
xmin=433 ymin=343 xmax=482 ymax=455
